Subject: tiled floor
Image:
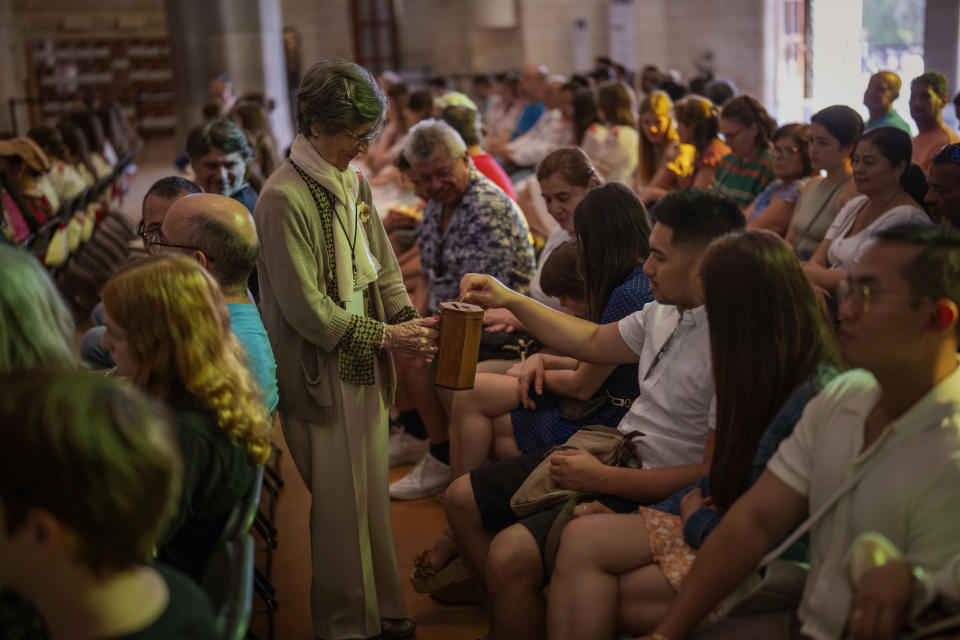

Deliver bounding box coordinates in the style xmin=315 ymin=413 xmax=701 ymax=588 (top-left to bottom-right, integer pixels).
xmin=128 ymin=139 xmax=488 ymax=640
xmin=249 ymin=433 xmax=487 ymax=640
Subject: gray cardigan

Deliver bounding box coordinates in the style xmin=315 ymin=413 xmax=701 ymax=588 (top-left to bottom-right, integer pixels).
xmin=254 ymin=161 xmax=413 ymax=424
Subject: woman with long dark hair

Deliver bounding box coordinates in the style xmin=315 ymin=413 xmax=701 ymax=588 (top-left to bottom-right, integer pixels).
xmin=546 ymin=231 xmax=840 ymax=639
xmin=451 ymin=183 xmax=653 ymax=476
xmin=786 ymin=105 xmax=863 ymax=260
xmin=803 ymin=126 xmax=930 ymax=294
xmin=411 ymin=182 xmax=654 ymax=594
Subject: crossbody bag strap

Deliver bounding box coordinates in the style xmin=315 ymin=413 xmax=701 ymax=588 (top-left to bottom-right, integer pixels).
xmin=798 ymin=176 xmax=850 ymax=241
xmin=757 ymin=416 xmax=949 ymax=569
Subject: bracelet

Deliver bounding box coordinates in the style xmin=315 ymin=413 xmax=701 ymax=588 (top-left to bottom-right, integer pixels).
xmin=651 ymin=633 xmax=673 ymax=640
xmin=378 ymin=323 xmax=387 ymax=350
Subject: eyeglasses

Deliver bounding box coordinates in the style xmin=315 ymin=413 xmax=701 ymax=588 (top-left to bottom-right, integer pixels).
xmin=837 ymin=278 xmax=917 ymax=314
xmin=773 ymin=145 xmax=800 ymax=159
xmin=143 ymin=228 xmax=206 ymax=255
xmin=149 ymin=239 xmax=206 ymax=254
xmin=345 ymin=124 xmax=382 ymax=144
xmin=138 ymin=221 xmax=162 ymax=246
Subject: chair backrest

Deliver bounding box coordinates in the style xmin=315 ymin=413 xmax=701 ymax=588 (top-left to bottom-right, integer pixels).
xmin=201 ymin=532 xmax=255 ymax=640
xmin=219 ymin=465 xmax=264 ymax=543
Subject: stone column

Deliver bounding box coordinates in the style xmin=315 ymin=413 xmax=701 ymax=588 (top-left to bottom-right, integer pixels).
xmin=164 ymin=0 xmax=293 ymax=151
xmin=924 ymin=0 xmax=960 ymax=131
xmin=0 ymin=0 xmax=25 ymax=133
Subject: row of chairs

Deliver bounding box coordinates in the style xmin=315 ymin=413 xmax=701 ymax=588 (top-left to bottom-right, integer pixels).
xmin=36 ymin=155 xmax=141 ymax=320
xmin=203 ymin=434 xmax=285 ymax=640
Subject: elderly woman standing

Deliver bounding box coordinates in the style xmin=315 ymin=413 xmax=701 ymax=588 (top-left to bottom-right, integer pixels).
xmin=254 ymin=59 xmax=437 ymax=640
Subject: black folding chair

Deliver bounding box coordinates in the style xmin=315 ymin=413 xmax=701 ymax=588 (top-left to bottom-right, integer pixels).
xmin=201 ymin=532 xmax=255 ymax=640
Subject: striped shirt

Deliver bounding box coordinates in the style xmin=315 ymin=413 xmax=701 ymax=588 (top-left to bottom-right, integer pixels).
xmin=712 ymin=148 xmax=775 ymax=208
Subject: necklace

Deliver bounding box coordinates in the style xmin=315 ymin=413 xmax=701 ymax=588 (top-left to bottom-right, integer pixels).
xmin=334 ymin=172 xmax=360 ymax=287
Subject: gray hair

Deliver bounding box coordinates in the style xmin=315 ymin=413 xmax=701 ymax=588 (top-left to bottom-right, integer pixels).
xmin=181 ymin=215 xmax=259 ymax=294
xmin=402 ymin=119 xmax=467 ymax=165
xmin=297 ymin=59 xmax=387 ymax=137
xmin=0 ymin=245 xmax=78 ymax=372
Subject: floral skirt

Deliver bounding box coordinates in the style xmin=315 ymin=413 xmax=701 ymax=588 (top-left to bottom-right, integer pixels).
xmin=638 ymin=506 xmax=725 ymax=626
xmin=638 ymin=506 xmax=696 ymax=591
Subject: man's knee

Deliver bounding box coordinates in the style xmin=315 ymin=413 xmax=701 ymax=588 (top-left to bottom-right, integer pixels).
xmin=445 ymin=473 xmax=478 ymax=526
xmin=486 ymin=525 xmax=543 ymax=590
xmin=555 ymin=514 xmax=607 ymax=567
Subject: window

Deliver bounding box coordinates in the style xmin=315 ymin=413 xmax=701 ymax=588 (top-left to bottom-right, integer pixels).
xmin=352 ymin=0 xmax=399 ymax=73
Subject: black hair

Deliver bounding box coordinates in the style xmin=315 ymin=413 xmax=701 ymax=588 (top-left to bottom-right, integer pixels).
xmin=810 ymin=105 xmax=864 ymax=147
xmin=27 ymin=126 xmax=68 ymax=161
xmin=56 ymin=119 xmax=96 ymax=179
xmin=704 ymin=79 xmax=737 ymax=109
xmin=571 ymin=89 xmax=600 ymax=146
xmin=428 ymin=76 xmax=449 ymax=90
xmin=858 ymin=126 xmax=928 ymax=209
xmin=874 ymin=223 xmax=960 ymax=338
xmin=661 ymin=80 xmax=688 ymax=102
xmin=539 ymin=240 xmax=584 ymax=303
xmin=408 ymin=90 xmax=434 ymax=118
xmin=472 ymin=74 xmax=492 ymax=87
xmin=931 ymin=143 xmax=960 ymax=168
xmin=573 ymin=183 xmax=650 ymax=322
xmin=649 ymin=187 xmax=746 ymax=246
xmin=66 ymin=110 xmax=107 ymax=155
xmin=141 ymin=176 xmax=202 ymax=213
xmin=703 ymin=231 xmax=839 ymax=512
xmin=185 ymin=119 xmax=253 ymax=161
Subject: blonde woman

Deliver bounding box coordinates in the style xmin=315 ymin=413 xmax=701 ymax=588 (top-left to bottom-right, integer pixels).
xmin=636 ymin=90 xmax=695 ymax=203
xmin=100 ymin=255 xmax=271 ymax=580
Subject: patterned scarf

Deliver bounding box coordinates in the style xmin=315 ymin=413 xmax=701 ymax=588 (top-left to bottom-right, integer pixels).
xmin=289 ymin=159 xmax=382 ymax=385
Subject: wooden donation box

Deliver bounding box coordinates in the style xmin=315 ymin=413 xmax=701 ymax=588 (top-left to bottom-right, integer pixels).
xmin=434 ymin=301 xmax=484 ymax=390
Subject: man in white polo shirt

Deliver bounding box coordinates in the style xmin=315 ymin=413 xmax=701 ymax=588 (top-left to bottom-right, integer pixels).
xmin=649 ymin=223 xmax=960 ymax=640
xmin=449 ymin=188 xmax=745 ymax=640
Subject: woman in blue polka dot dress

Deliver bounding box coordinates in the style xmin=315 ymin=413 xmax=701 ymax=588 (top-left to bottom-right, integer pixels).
xmin=449 ymin=182 xmax=654 ymax=478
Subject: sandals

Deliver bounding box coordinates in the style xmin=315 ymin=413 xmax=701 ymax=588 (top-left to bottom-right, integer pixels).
xmin=411 ymin=550 xmax=469 ymax=593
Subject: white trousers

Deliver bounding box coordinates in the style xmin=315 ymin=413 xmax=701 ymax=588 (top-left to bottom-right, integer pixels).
xmin=281 ymin=368 xmax=406 ymax=640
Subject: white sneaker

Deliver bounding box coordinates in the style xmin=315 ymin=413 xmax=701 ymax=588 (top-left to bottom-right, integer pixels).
xmin=389 ymin=431 xmax=430 ymax=467
xmin=389 ymin=452 xmax=451 ymax=501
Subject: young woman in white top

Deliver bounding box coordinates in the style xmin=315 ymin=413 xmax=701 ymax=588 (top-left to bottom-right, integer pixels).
xmin=803 ymin=126 xmax=930 ymax=294
xmin=581 ymin=82 xmax=639 ymax=185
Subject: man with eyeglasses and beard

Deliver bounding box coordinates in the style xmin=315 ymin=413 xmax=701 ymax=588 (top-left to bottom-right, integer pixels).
xmin=644 ymin=224 xmax=960 ymax=640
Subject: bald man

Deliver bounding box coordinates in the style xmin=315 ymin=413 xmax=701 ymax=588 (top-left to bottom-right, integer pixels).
xmin=158 ymin=193 xmax=279 ymax=413
xmin=863 ymin=71 xmax=912 ymax=134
